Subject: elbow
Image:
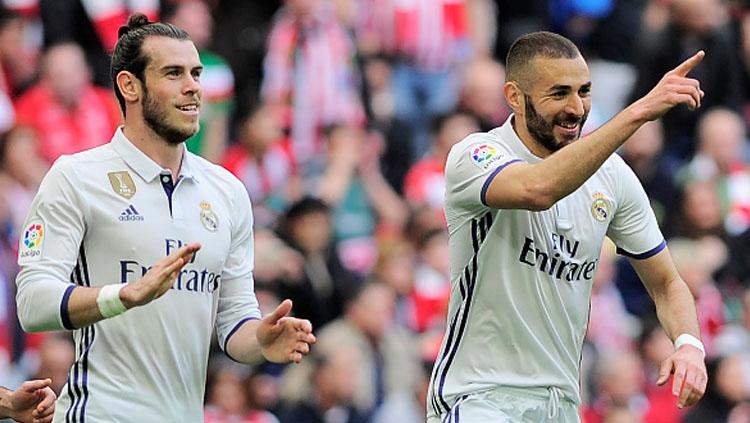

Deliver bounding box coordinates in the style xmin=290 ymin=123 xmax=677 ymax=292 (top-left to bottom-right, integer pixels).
xmin=521 ymin=182 xmax=557 ymax=211
xmin=16 ymin=306 xmax=48 ymax=333
xmin=15 ymin=282 xmax=68 ymax=333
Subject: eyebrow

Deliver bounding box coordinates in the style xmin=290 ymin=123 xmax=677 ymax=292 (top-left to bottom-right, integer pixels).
xmin=160 ymin=64 xmax=204 ymax=73
xmin=546 ymin=82 xmax=592 ymax=93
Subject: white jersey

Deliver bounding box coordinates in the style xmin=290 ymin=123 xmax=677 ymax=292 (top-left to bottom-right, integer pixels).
xmin=427 ymin=116 xmax=665 ymax=417
xmin=16 ymin=128 xmax=261 ymax=422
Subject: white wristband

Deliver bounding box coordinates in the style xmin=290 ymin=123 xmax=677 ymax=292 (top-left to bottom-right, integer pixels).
xmin=97 ymin=284 xmax=127 ymax=318
xmin=674 ymin=334 xmax=705 ymax=357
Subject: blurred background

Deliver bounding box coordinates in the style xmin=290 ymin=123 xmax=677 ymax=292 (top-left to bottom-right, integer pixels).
xmin=0 ymin=0 xmax=749 ymax=422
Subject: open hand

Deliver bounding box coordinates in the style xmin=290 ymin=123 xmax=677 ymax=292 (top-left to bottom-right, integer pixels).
xmin=120 ymin=243 xmax=201 ymax=308
xmin=656 ymin=344 xmax=708 ymax=408
xmin=257 ymin=299 xmax=316 ymax=363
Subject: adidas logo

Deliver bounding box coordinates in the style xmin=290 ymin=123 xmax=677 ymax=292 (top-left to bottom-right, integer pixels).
xmin=118 ymin=205 xmax=144 ymax=222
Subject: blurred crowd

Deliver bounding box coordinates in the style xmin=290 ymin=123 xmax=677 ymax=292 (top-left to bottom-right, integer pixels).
xmin=0 ymin=0 xmax=749 ymax=422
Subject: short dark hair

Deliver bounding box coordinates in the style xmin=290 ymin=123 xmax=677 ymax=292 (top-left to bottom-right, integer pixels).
xmin=110 ymin=13 xmax=190 ymax=115
xmin=505 ymin=31 xmax=581 ymax=89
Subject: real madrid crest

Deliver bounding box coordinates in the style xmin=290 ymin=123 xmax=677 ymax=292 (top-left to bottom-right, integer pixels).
xmin=200 ymin=201 xmax=219 ymax=232
xmin=590 ymin=192 xmax=611 ymax=222
xmin=107 ymin=171 xmax=136 ymax=199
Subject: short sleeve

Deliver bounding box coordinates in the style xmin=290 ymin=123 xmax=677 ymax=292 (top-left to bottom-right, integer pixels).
xmin=445 ymin=134 xmax=524 ymax=222
xmin=606 ymin=156 xmax=666 ymax=259
xmin=16 ymin=157 xmax=87 ymax=331
xmin=215 ymin=179 xmax=262 ymax=355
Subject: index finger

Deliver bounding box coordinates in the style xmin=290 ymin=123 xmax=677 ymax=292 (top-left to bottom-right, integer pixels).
xmin=20 ymin=379 xmax=52 ymax=393
xmin=668 ymin=51 xmax=705 ymax=77
xmin=167 ymin=243 xmax=201 ymax=261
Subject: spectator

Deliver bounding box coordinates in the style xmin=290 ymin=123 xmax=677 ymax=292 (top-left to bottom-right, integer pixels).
xmin=40 ymin=0 xmax=159 ymax=88
xmin=714 ymin=287 xmax=750 ymax=356
xmin=280 ymin=282 xmax=420 ymax=419
xmin=0 ymin=126 xmax=47 ymax=237
xmin=673 ymin=180 xmax=725 ymax=239
xmin=276 ymin=197 xmax=361 ymax=330
xmin=618 ymin=120 xmax=680 ymax=237
xmin=682 ymin=354 xmax=750 ymax=422
xmin=582 ymin=351 xmax=648 ymax=423
xmin=278 ymin=343 xmax=366 ymax=423
xmin=223 ymin=105 xmax=300 ymax=229
xmin=166 ymin=0 xmax=234 ymax=163
xmin=411 ymin=229 xmax=450 ymax=334
xmin=630 ymin=0 xmax=744 ymax=164
xmin=0 ymin=8 xmax=35 ymax=130
xmin=667 ymin=238 xmax=726 ymax=358
xmin=32 ymin=333 xmax=74 ymax=396
xmin=204 ymin=357 xmax=279 ymax=423
xmin=458 ymin=58 xmax=510 ymax=132
xmin=635 ymin=317 xmax=685 ymax=423
xmin=403 ymin=111 xmax=479 ymax=215
xmin=13 ymin=42 xmax=121 ymax=164
xmin=370 ymin=237 xmax=417 ymax=331
xmin=389 ymin=0 xmax=473 ymax=156
xmin=359 ymin=54 xmax=413 ymax=193
xmin=373 ymin=361 xmax=432 ymax=423
xmin=315 ymin=124 xmax=408 ymax=272
xmin=586 ymin=241 xmax=639 ymax=354
xmin=261 ymin=0 xmax=365 ymax=166
xmin=676 ymin=107 xmax=750 ymax=236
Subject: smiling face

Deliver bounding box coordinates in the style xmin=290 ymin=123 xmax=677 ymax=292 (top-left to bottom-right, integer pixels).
xmin=138 ymin=36 xmax=203 ymax=144
xmin=508 ymin=55 xmax=591 ymax=155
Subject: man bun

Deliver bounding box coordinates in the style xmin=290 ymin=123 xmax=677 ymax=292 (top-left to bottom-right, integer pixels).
xmin=118 ymin=13 xmax=151 ymax=38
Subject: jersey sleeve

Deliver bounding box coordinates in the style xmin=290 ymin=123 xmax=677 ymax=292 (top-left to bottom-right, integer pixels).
xmin=215 ymin=179 xmax=262 ymax=357
xmin=15 ymin=157 xmax=88 ymax=332
xmin=606 ymin=155 xmax=666 ymax=259
xmin=445 ymin=134 xmax=524 ymax=222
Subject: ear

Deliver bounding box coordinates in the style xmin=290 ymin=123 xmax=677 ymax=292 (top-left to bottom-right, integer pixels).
xmin=116 ymin=71 xmax=142 ymax=104
xmin=504 ymin=81 xmax=524 ymax=115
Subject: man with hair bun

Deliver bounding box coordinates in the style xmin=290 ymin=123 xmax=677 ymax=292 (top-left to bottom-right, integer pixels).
xmin=14 ymin=13 xmax=316 ymax=422
xmin=428 ymin=31 xmax=707 ymax=422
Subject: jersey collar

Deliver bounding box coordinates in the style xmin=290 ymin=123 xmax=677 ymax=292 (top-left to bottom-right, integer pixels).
xmin=495 ymin=114 xmax=543 ymax=163
xmin=111 ymin=127 xmax=199 ymax=184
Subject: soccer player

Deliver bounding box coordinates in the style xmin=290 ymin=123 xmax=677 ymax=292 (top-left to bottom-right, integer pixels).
xmin=14 ymin=14 xmax=315 ymax=422
xmin=0 ymin=379 xmax=56 ymax=423
xmin=428 ymin=31 xmax=707 ymax=422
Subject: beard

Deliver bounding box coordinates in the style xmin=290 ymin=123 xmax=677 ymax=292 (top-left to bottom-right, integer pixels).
xmin=142 ymin=85 xmax=197 ymax=145
xmin=524 ymin=94 xmax=587 ymax=152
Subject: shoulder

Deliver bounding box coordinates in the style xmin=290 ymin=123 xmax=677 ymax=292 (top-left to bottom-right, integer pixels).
xmin=189 ymin=153 xmax=249 ymax=200
xmin=49 ymin=143 xmax=118 ymax=175
xmin=446 ymin=130 xmax=516 ymax=176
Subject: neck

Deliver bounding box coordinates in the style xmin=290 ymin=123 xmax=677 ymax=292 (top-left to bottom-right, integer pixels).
xmin=511 ymin=115 xmax=553 ymax=158
xmin=123 ymin=118 xmax=184 ymax=178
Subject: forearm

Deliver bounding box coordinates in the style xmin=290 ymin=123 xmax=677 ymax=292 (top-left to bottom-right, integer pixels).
xmin=202 ymin=114 xmax=229 ymax=164
xmin=530 ymin=104 xmax=647 ymax=205
xmin=0 ymin=387 xmax=14 ymax=419
xmin=225 ymin=320 xmax=264 ymax=364
xmin=318 ymin=162 xmax=355 ymax=205
xmin=651 ymin=277 xmax=701 ymax=341
xmin=360 ymin=170 xmax=409 ymax=226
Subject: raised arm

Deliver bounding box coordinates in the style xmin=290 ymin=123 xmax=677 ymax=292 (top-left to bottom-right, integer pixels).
xmin=629 ymin=248 xmax=707 ymax=409
xmin=485 ymin=51 xmax=705 ymax=211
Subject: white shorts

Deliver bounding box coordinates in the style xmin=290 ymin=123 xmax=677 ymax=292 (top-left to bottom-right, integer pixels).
xmin=426 ymin=386 xmax=580 ymax=423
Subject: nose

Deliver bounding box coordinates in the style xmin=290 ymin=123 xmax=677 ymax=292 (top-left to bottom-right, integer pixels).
xmin=565 ymin=94 xmax=584 ymax=117
xmin=183 ymin=74 xmax=200 ymax=95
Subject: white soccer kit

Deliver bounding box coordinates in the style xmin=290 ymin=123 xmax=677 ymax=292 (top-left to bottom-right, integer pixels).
xmin=427 ymin=116 xmax=665 ymax=419
xmin=16 ymin=128 xmax=262 ymax=422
